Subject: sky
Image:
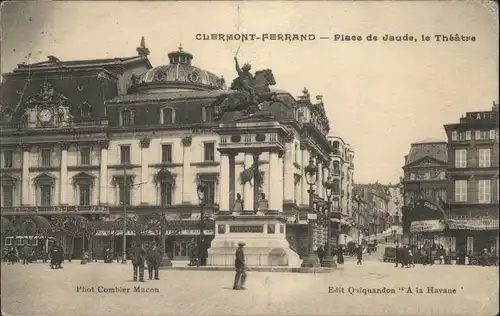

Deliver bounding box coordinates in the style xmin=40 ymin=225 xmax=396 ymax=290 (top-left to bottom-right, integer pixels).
xmin=1 ymin=1 xmax=498 ymax=184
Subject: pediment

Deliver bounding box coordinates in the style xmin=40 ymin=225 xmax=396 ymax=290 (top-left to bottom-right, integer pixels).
xmin=33 ymin=173 xmax=56 ymax=184
xmin=72 ymin=172 xmax=96 ymax=185
xmin=404 ymin=156 xmax=447 ymax=168
xmin=0 ymin=173 xmax=19 ymax=185
xmin=22 ymin=82 xmax=70 ymax=109
xmin=155 ymin=168 xmax=175 ymax=183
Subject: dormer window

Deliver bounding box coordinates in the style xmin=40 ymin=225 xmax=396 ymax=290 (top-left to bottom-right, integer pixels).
xmin=202 ymin=105 xmax=214 ymax=122
xmin=120 ymin=109 xmax=135 ymax=126
xmin=79 ymin=102 xmax=92 ymax=118
xmin=160 ymin=107 xmax=175 ymax=125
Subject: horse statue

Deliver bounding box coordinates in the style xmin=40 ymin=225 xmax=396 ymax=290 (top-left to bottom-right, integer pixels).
xmin=213 ymin=68 xmax=279 ymax=121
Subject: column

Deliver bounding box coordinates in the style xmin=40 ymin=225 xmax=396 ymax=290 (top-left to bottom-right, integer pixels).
xmin=99 ymin=141 xmax=109 ymax=205
xmin=283 ymin=140 xmax=294 ymax=202
xmin=139 ymin=138 xmax=150 ymax=204
xmin=60 ymin=142 xmax=69 ymax=205
xmin=316 ymin=160 xmax=323 ymax=199
xmin=243 ymin=153 xmax=254 ymax=211
xmin=21 ymin=144 xmax=30 ymax=206
xmin=268 ymin=151 xmax=279 ymax=211
xmin=300 ymin=145 xmax=310 ymax=206
xmin=219 ymin=153 xmax=230 ymax=212
xmin=181 ymin=137 xmax=192 ymax=203
xmin=277 ymin=152 xmax=284 ymax=212
xmin=229 ymin=153 xmax=236 ymax=210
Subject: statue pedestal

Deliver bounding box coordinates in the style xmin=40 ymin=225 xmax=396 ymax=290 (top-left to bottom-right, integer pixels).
xmin=207 ymin=214 xmax=301 ymax=267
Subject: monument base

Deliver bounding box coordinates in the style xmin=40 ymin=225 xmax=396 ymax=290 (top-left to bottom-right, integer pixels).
xmin=207 ymin=214 xmax=301 ymax=267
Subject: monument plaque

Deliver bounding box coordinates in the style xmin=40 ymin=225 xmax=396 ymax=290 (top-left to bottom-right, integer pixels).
xmin=229 ymin=225 xmax=264 ymax=233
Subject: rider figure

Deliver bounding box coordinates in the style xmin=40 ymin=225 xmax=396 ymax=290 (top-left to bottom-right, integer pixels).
xmin=234 ymin=57 xmax=256 ymax=104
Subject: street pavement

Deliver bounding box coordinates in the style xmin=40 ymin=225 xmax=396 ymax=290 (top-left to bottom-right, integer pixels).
xmin=1 ymin=256 xmax=498 ymax=316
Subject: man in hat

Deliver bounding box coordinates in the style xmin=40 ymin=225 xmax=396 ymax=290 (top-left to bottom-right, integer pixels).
xmin=130 ymin=242 xmax=147 ymax=282
xmin=233 ymin=241 xmax=247 ymax=290
xmin=147 ymin=241 xmax=162 ymax=280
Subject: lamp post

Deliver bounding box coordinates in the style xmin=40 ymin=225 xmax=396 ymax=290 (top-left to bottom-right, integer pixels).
xmin=300 ymin=158 xmax=320 ymax=268
xmin=322 ymin=176 xmax=335 ymax=267
xmin=196 ymin=182 xmax=206 ymax=266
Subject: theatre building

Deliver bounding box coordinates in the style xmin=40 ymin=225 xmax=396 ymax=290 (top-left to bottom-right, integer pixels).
xmin=0 ymin=38 xmax=333 ymax=259
xmin=443 ymin=103 xmax=499 ymax=255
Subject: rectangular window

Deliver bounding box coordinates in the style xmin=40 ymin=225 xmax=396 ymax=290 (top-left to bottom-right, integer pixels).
xmin=161 ymin=144 xmax=172 ymax=163
xmin=454 ymin=180 xmax=467 ymax=202
xmin=478 ymin=149 xmax=491 ymax=168
xmin=2 ymin=185 xmax=13 ymax=207
xmin=490 ymin=130 xmax=496 ymax=140
xmin=203 ymin=106 xmax=214 ymax=122
xmin=122 ymin=110 xmax=133 ymax=126
xmin=458 ymin=132 xmax=466 ymax=141
xmin=203 ymin=143 xmax=215 ymax=161
xmin=162 ymin=108 xmax=174 ymax=124
xmin=203 ymin=181 xmax=216 ymax=205
xmin=465 ymin=131 xmax=471 ymax=140
xmin=79 ymin=184 xmax=91 ymax=206
xmin=478 ymin=180 xmax=491 ymax=203
xmin=3 ymin=151 xmax=13 ymax=168
xmin=454 ymin=149 xmax=467 ymax=168
xmin=120 ymin=146 xmax=130 ymax=164
xmin=119 ymin=183 xmax=131 ymax=205
xmin=41 ymin=149 xmax=51 ymax=167
xmin=80 ymin=148 xmax=91 ymax=165
xmin=451 ymin=131 xmax=458 ymax=141
xmin=40 ymin=184 xmax=51 ymax=206
xmin=480 ymin=130 xmax=489 ymax=140
xmin=160 ymin=182 xmax=173 ymax=206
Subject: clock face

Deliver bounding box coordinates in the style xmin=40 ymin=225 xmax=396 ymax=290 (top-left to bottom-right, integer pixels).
xmin=38 ymin=108 xmax=53 ymax=123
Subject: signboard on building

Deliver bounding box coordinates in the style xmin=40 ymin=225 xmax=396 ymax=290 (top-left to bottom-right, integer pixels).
xmin=410 ymin=220 xmax=445 ymax=233
xmin=229 ymin=225 xmax=264 ymax=233
xmin=465 ymin=111 xmax=498 ymax=122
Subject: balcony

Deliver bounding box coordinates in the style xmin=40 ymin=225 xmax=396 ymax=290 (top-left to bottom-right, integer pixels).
xmin=0 ymin=118 xmax=109 ymax=131
xmin=0 ymin=205 xmax=110 ymax=215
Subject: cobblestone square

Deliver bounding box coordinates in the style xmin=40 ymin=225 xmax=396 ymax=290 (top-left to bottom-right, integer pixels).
xmin=1 ymin=261 xmax=498 ymax=316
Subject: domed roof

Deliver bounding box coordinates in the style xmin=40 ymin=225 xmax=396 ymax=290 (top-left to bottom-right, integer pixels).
xmin=135 ymin=45 xmax=226 ymax=91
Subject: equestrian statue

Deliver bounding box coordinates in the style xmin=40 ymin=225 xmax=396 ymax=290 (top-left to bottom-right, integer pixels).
xmin=213 ymin=56 xmax=280 ymax=121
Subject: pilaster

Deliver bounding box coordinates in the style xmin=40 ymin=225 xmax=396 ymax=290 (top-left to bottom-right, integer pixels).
xmin=98 ymin=140 xmax=109 ymax=205
xmin=20 ymin=143 xmax=31 ymax=206
xmin=300 ymin=145 xmax=310 ymax=206
xmin=283 ymin=139 xmax=294 ymax=203
xmin=268 ymin=151 xmax=279 ymax=211
xmin=182 ymin=136 xmax=192 ymax=204
xmin=139 ymin=138 xmax=150 ymax=204
xmin=59 ymin=142 xmax=69 ymax=205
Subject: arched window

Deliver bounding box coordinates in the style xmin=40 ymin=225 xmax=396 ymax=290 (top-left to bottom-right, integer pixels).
xmin=78 ymin=102 xmax=92 ymax=118
xmin=160 ymin=107 xmax=175 ymax=124
xmin=332 ymin=161 xmax=340 ymax=175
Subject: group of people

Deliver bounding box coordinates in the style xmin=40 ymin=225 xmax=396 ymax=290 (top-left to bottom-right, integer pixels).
xmin=3 ymin=245 xmax=36 ymax=265
xmin=127 ymin=241 xmax=163 ymax=282
xmin=316 ymin=245 xmax=346 ymax=265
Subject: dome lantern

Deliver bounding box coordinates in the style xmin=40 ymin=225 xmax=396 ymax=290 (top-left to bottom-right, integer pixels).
xmin=168 ymin=43 xmax=193 ymax=66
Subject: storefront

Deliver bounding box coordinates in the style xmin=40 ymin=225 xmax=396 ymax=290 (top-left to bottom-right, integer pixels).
xmin=408 ymin=199 xmax=448 ymax=247
xmin=447 ymin=218 xmax=499 ymax=255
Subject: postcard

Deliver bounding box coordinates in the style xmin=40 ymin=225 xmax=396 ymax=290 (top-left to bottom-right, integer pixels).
xmin=0 ymin=1 xmax=498 ymax=315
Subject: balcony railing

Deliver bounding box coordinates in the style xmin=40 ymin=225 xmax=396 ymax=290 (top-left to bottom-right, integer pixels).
xmin=0 ymin=205 xmax=110 ymax=214
xmin=0 ymin=119 xmax=109 ymax=130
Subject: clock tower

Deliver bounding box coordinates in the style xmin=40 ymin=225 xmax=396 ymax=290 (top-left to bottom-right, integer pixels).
xmin=22 ymin=82 xmax=73 ymax=128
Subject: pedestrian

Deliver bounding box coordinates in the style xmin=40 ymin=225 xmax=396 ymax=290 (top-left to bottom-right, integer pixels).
xmin=22 ymin=244 xmax=30 ymax=265
xmin=147 ymin=242 xmax=162 ymax=280
xmin=408 ymin=249 xmax=415 ymax=268
xmin=401 ymin=245 xmax=408 ymax=268
xmin=395 ymin=244 xmax=401 ymax=267
xmin=356 ymin=245 xmax=363 ymax=265
xmin=233 ymin=242 xmax=247 ymax=290
xmin=131 ymin=242 xmax=147 ymax=282
xmin=337 ymin=246 xmax=344 ymax=264
xmin=317 ymin=245 xmax=324 ymax=265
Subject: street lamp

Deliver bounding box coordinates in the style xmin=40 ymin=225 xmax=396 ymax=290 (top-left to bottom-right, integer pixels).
xmin=196 ymin=182 xmax=206 ymax=266
xmin=300 ymin=158 xmax=320 ymax=268
xmin=322 ymin=176 xmax=335 ymax=267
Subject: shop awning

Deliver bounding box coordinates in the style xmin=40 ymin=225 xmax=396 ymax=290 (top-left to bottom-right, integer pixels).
xmin=447 ymin=218 xmax=499 ymax=231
